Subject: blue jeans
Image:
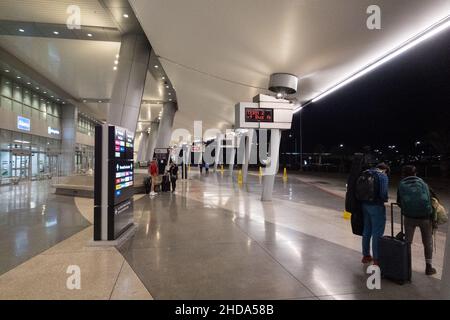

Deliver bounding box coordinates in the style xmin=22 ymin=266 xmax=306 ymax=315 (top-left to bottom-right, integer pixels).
xmin=362 ymin=203 xmax=386 ymax=260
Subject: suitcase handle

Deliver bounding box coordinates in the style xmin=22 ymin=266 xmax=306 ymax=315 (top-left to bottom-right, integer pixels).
xmin=390 ymin=202 xmax=404 ymax=238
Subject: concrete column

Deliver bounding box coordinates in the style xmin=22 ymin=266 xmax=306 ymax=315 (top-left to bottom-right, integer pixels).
xmin=441 ymin=224 xmax=450 ymax=298
xmin=155 ymin=102 xmax=177 ymax=149
xmin=136 ymin=132 xmax=148 ymax=162
xmin=242 ymin=129 xmax=255 ymax=184
xmin=261 ymin=129 xmax=281 ymax=201
xmin=146 ymin=121 xmax=159 ymax=160
xmin=214 ymin=133 xmax=223 ymax=172
xmin=108 ymin=34 xmax=151 ymax=133
xmin=61 ymin=104 xmax=78 ymax=176
xmin=228 ymin=147 xmax=236 ymax=174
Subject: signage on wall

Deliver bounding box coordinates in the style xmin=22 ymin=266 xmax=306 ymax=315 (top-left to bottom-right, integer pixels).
xmin=17 ymin=116 xmax=31 ymax=132
xmin=48 ymin=127 xmax=60 ymax=135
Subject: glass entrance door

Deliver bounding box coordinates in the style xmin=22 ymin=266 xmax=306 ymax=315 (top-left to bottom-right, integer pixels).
xmin=11 ymin=153 xmax=31 ymax=180
xmin=47 ymin=155 xmax=60 ymax=177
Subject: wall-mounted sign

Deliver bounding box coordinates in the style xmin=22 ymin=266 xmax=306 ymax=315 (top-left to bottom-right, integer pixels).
xmin=48 ymin=127 xmax=60 ymax=135
xmin=17 ymin=116 xmax=31 ymax=132
xmin=245 ymin=108 xmax=274 ymax=123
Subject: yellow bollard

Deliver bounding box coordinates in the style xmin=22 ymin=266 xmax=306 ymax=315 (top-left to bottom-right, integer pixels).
xmin=238 ymin=170 xmax=243 ymax=185
xmin=343 ymin=210 xmax=352 ymax=220
xmin=283 ymin=168 xmax=288 ymax=181
xmin=220 ymin=165 xmax=224 ymax=174
xmin=259 ymin=166 xmax=263 ymax=177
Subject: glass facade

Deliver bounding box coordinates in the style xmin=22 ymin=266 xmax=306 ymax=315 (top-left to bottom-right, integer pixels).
xmin=0 ymin=75 xmax=61 ymax=127
xmin=76 ymin=114 xmax=97 ymax=174
xmin=78 ymin=114 xmax=96 ymax=137
xmin=0 ymin=74 xmax=64 ymax=183
xmin=0 ymin=128 xmax=61 ymax=183
xmin=75 ymin=143 xmax=95 ymax=174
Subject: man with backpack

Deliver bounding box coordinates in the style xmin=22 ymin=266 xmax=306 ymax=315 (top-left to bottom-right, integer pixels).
xmin=397 ymin=165 xmax=436 ymax=276
xmin=356 ymin=163 xmax=390 ymax=265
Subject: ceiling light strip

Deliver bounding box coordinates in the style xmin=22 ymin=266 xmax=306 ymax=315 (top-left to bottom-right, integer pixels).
xmin=294 ymin=16 xmax=450 ymax=113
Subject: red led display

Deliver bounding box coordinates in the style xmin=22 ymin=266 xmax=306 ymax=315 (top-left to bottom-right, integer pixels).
xmin=245 ymin=108 xmax=274 ymax=123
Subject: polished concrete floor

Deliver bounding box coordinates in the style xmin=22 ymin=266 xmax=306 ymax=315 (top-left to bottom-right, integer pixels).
xmin=0 ymin=181 xmax=90 ymax=276
xmin=119 ymin=171 xmax=444 ymax=300
xmin=0 ymin=171 xmax=446 ymax=299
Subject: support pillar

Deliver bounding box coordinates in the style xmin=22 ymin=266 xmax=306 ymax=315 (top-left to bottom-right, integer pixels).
xmin=108 ymin=34 xmax=151 ymax=133
xmin=242 ymin=129 xmax=254 ymax=184
xmin=214 ymin=133 xmax=223 ymax=172
xmin=155 ymin=102 xmax=177 ymax=149
xmin=261 ymin=129 xmax=281 ymax=201
xmin=145 ymin=121 xmax=159 ymax=160
xmin=228 ymin=147 xmax=236 ymax=175
xmin=61 ymin=104 xmax=78 ymax=176
xmin=136 ymin=132 xmax=148 ymax=162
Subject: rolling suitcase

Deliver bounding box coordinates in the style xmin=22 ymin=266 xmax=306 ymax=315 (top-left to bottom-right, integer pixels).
xmin=144 ymin=176 xmax=151 ymax=194
xmin=378 ymin=203 xmax=412 ymax=285
xmin=162 ymin=175 xmax=171 ymax=192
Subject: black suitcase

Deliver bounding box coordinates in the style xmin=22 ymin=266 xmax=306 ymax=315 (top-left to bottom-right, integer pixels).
xmin=144 ymin=176 xmax=151 ymax=194
xmin=378 ymin=203 xmax=412 ymax=285
xmin=162 ymin=175 xmax=171 ymax=192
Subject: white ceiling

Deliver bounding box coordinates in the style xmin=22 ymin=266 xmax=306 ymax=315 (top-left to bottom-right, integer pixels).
xmin=0 ymin=0 xmax=169 ymax=121
xmin=0 ymin=0 xmax=116 ymax=28
xmin=0 ymin=35 xmax=120 ymax=98
xmin=130 ymin=0 xmax=450 ymax=131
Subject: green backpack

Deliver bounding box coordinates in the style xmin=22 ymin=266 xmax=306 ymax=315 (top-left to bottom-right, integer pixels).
xmin=398 ymin=176 xmax=432 ymax=218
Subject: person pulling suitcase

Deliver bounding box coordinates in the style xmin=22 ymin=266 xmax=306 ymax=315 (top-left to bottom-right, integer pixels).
xmin=355 ymin=163 xmax=390 ymax=265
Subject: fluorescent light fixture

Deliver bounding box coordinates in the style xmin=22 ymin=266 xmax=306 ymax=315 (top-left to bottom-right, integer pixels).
xmin=5 ymin=70 xmax=9 ymax=73
xmin=19 ymin=28 xmax=25 ymax=33
xmin=311 ymin=17 xmax=450 ymax=105
xmin=16 ymin=76 xmax=21 ymax=79
xmin=113 ymin=66 xmax=118 ymax=71
xmin=53 ymin=31 xmax=59 ymax=35
xmin=27 ymin=82 xmax=31 ymax=85
xmin=123 ymin=14 xmax=129 ymax=18
xmin=154 ymin=65 xmax=159 ymax=68
xmin=87 ymin=33 xmax=93 ymax=37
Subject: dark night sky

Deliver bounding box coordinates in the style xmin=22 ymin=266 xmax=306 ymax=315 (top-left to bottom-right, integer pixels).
xmin=290 ymin=28 xmax=450 ymax=154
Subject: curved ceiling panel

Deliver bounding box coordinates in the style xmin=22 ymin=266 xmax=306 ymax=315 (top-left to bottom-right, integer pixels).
xmin=130 ymin=0 xmax=450 ymax=131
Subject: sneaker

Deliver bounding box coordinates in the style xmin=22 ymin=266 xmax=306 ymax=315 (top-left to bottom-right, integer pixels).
xmin=426 ymin=264 xmax=437 ymax=276
xmin=361 ymin=256 xmax=373 ymax=264
xmin=150 ymin=192 xmax=157 ymax=196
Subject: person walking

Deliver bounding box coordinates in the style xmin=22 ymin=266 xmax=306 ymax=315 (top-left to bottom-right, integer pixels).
xmin=397 ymin=165 xmax=436 ymax=275
xmin=359 ymin=163 xmax=390 ymax=265
xmin=148 ymin=159 xmax=159 ymax=196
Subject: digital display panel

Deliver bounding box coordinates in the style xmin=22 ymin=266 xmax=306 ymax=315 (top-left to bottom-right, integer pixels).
xmin=113 ymin=127 xmax=134 ymax=160
xmin=245 ymin=108 xmax=274 ymax=123
xmin=111 ymin=160 xmax=134 ymax=205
